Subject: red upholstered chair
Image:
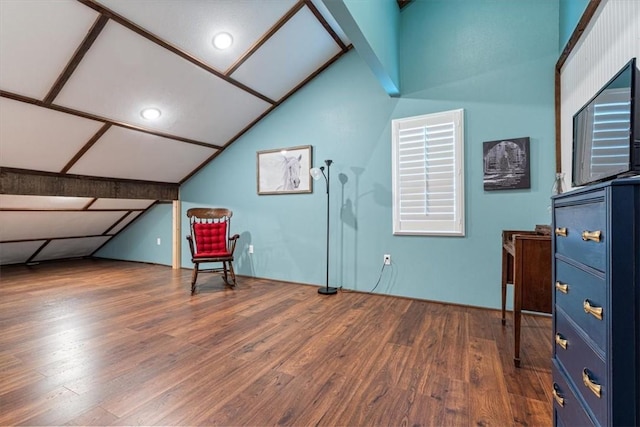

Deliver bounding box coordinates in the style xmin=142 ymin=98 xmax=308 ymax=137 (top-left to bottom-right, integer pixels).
xmin=186 ymin=208 xmax=239 ymax=294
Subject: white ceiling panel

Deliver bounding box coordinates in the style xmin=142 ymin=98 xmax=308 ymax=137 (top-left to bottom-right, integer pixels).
xmin=96 ymin=0 xmax=297 ymax=72
xmin=309 ymin=0 xmax=351 ymax=46
xmin=0 ymin=0 xmax=99 ymax=99
xmin=89 ymin=198 xmax=155 ymax=210
xmin=231 ymin=6 xmax=342 ymax=101
xmin=54 ymin=21 xmax=272 ymax=146
xmin=107 ymin=211 xmax=142 ymax=235
xmin=0 ymin=98 xmax=104 ymax=172
xmin=32 ymin=236 xmax=111 ymax=262
xmin=67 ymin=126 xmax=216 ymax=182
xmin=0 ymin=195 xmax=92 ymax=210
xmin=0 ymin=241 xmax=46 ymax=265
xmin=0 ymin=211 xmax=124 ymax=241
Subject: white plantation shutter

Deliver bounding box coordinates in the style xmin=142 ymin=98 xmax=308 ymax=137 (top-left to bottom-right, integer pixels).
xmin=392 ymin=109 xmax=464 ymax=236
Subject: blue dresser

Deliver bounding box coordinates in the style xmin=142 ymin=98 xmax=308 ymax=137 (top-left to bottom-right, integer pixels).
xmin=551 ymin=178 xmax=639 ymax=427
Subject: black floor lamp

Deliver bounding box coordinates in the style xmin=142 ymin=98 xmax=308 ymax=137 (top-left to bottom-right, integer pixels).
xmin=310 ymin=159 xmax=338 ymax=295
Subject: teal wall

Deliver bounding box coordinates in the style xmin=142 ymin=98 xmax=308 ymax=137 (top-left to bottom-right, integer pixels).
xmin=99 ymin=0 xmax=559 ymax=309
xmin=96 ymin=203 xmax=173 ymax=266
xmin=559 ymin=0 xmax=590 ymax=50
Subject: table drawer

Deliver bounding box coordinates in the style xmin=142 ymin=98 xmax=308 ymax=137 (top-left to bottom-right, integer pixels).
xmin=554 ymin=309 xmax=607 ymax=426
xmin=554 ymin=200 xmax=606 ymax=271
xmin=553 ymin=360 xmax=596 ymax=427
xmin=555 ymin=261 xmax=606 ymax=351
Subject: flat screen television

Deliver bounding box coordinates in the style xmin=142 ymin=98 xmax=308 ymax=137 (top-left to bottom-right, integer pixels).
xmin=572 ymin=58 xmax=640 ymax=187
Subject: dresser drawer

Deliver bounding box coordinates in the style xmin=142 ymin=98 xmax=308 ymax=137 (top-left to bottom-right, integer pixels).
xmin=554 ymin=200 xmax=606 ymax=271
xmin=555 ymin=261 xmax=606 ymax=351
xmin=553 ymin=360 xmax=596 ymax=427
xmin=554 ymin=309 xmax=607 ymax=426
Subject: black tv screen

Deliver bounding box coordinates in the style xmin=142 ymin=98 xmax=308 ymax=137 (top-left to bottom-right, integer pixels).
xmin=572 ymin=58 xmax=640 ymax=187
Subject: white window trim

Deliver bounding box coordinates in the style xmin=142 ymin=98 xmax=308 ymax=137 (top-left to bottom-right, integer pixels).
xmin=392 ymin=109 xmax=465 ymax=236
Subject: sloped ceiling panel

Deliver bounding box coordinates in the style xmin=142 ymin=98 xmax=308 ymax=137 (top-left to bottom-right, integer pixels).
xmin=106 ymin=211 xmax=142 ymax=235
xmin=0 ymin=98 xmax=104 ymax=172
xmin=0 ymin=241 xmax=47 ymax=265
xmin=230 ymin=6 xmax=343 ymax=101
xmin=67 ymin=126 xmax=217 ymax=182
xmin=0 ymin=211 xmax=125 ymax=241
xmin=32 ymin=236 xmax=111 ymax=262
xmin=0 ymin=0 xmax=99 ymax=99
xmin=96 ymin=0 xmax=298 ymax=73
xmin=0 ymin=195 xmax=92 ymax=210
xmin=54 ymin=20 xmax=272 ymax=146
xmin=89 ymin=198 xmax=154 ymax=210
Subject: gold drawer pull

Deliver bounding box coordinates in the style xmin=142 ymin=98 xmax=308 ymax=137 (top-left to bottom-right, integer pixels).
xmin=582 ymin=369 xmax=602 ymax=398
xmin=583 ymin=299 xmax=603 ymax=320
xmin=552 ymin=384 xmax=565 ymax=407
xmin=555 ymin=227 xmax=568 ymax=237
xmin=555 ymin=333 xmax=568 ymax=350
xmin=555 ymin=281 xmax=569 ymax=294
xmin=581 ymin=230 xmax=601 ymax=242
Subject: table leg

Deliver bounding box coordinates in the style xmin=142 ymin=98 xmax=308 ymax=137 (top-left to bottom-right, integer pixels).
xmin=501 ymin=247 xmax=508 ymax=326
xmin=513 ymin=245 xmax=522 ymax=367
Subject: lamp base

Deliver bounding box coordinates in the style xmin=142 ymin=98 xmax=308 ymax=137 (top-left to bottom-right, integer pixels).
xmin=318 ymin=286 xmax=338 ymax=295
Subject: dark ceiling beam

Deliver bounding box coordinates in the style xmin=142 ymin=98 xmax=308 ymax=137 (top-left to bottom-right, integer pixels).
xmin=76 ymin=0 xmax=276 ymax=106
xmin=0 ymin=168 xmax=179 ymax=201
xmin=60 ymin=123 xmax=111 ymax=174
xmin=225 ymin=2 xmax=306 ymax=76
xmin=304 ymin=0 xmax=348 ymax=51
xmin=0 ymin=90 xmax=222 ymax=150
xmin=44 ymin=14 xmax=109 ymax=105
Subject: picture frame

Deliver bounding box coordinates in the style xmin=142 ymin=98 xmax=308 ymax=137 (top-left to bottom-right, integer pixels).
xmin=257 ymin=145 xmax=313 ymax=195
xmin=483 ymin=137 xmax=531 ymax=191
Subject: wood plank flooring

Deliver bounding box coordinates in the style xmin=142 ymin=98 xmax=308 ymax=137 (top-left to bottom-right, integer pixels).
xmin=0 ymin=259 xmax=552 ymax=426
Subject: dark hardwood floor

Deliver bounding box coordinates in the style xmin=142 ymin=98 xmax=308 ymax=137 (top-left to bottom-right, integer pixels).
xmin=0 ymin=259 xmax=552 ymax=426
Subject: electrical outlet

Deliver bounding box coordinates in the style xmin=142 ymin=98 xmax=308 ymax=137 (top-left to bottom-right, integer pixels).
xmin=383 ymin=254 xmax=391 ymax=265
xmin=156 ymin=237 xmax=161 ymax=245
xmin=249 ymin=244 xmax=254 ymax=254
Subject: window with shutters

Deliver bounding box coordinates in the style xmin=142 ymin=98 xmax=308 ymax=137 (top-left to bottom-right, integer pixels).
xmin=391 ymin=109 xmax=465 ymax=236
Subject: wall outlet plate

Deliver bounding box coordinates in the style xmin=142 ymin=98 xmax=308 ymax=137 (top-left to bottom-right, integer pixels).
xmin=384 ymin=254 xmax=391 ymax=265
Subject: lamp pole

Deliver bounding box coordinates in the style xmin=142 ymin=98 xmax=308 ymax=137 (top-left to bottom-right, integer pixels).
xmin=317 ymin=159 xmax=337 ymax=295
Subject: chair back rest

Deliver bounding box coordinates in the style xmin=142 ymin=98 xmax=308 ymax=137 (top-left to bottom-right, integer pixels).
xmin=187 ymin=208 xmax=233 ymax=255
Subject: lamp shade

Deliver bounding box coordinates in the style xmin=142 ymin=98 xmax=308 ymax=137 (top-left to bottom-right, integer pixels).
xmin=310 ymin=167 xmax=323 ymax=180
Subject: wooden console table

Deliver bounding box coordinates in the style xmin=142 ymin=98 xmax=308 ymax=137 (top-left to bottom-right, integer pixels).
xmin=501 ymin=228 xmax=552 ymax=367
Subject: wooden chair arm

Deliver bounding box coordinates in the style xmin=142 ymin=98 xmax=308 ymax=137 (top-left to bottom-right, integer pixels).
xmin=186 ymin=235 xmax=196 ymax=256
xmin=228 ymin=234 xmax=239 ymax=255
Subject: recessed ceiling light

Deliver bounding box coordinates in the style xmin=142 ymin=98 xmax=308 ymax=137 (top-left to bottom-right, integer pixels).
xmin=212 ymin=32 xmax=233 ymax=50
xmin=140 ymin=108 xmax=161 ymax=120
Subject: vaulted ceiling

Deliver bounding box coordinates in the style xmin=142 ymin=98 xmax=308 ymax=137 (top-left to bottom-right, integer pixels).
xmin=0 ymin=0 xmax=357 ymax=265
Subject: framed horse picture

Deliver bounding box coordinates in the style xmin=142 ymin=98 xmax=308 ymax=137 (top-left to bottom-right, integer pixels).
xmin=257 ymin=145 xmax=313 ymax=195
